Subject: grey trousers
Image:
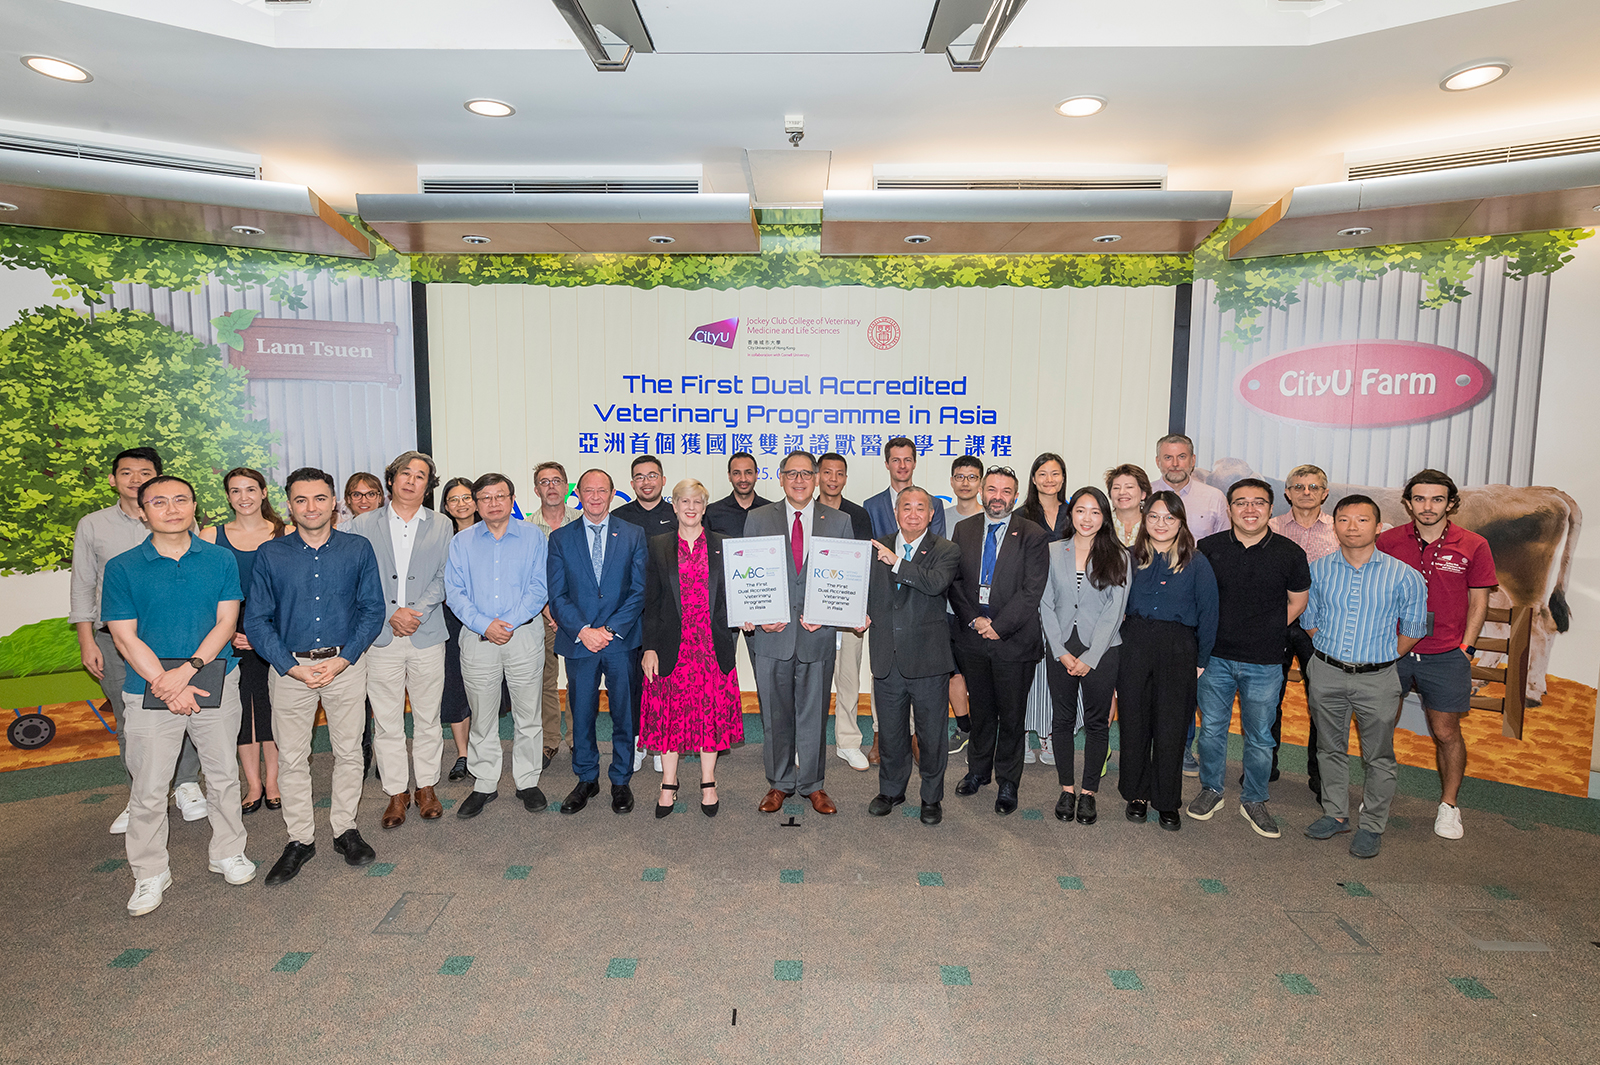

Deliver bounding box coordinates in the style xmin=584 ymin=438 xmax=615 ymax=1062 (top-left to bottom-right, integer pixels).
xmin=1307 ymin=656 xmax=1403 ymax=833
xmin=460 ymin=622 xmax=545 ymax=794
xmin=97 ymin=628 xmax=200 ymax=788
xmin=753 ymin=652 xmax=834 ymax=797
xmin=874 ymin=665 xmax=951 ymax=805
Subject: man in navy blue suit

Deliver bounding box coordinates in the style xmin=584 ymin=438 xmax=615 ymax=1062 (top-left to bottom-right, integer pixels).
xmin=547 ymin=468 xmax=648 ymax=815
xmin=863 ymin=436 xmax=947 ymax=541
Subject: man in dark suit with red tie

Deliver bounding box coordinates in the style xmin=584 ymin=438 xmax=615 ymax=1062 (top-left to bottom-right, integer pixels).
xmin=947 ymin=466 xmax=1050 ymax=815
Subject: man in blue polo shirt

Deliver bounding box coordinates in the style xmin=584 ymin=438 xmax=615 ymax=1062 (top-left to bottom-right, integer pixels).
xmin=102 ymin=475 xmax=254 ymax=916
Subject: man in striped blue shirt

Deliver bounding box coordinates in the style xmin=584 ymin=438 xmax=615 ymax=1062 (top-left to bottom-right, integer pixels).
xmin=1298 ymin=494 xmax=1428 ymax=859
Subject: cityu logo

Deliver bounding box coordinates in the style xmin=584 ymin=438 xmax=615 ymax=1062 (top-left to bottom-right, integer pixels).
xmin=689 ymin=317 xmax=739 ymax=349
xmin=1237 ymin=340 xmax=1494 ymax=428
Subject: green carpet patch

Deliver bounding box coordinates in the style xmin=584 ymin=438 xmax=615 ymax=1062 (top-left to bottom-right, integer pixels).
xmin=109 ymin=949 xmax=153 ymax=969
xmin=1021 ymin=809 xmax=1044 ymax=820
xmin=1198 ymin=878 xmax=1227 ymax=894
xmin=1504 ymin=818 xmax=1539 ymax=831
xmin=1387 ymin=815 xmax=1410 ymax=829
xmin=439 ymin=955 xmax=474 ymax=976
xmin=939 ymin=965 xmax=971 ymax=986
xmin=313 ymin=797 xmax=331 ymax=809
xmin=1058 ymin=876 xmax=1084 ymax=891
xmin=642 ymin=867 xmax=666 ymax=882
xmin=779 ymin=869 xmax=803 ymax=884
xmin=607 ymin=958 xmax=637 ymax=979
xmin=902 ymin=804 xmax=919 ymax=817
xmin=1484 ymin=885 xmax=1520 ymax=900
xmin=917 ymin=872 xmax=944 ymax=887
xmin=1278 ymin=973 xmax=1318 ymax=995
xmin=774 ymin=960 xmax=803 ymax=982
xmin=1448 ymin=977 xmax=1496 ymax=1000
xmin=80 ymin=793 xmax=110 ymax=804
xmin=441 ymin=798 xmax=457 ymax=810
xmin=366 ymin=863 xmax=396 ymax=877
xmin=1108 ymin=970 xmax=1144 ymax=990
xmin=1339 ymin=881 xmax=1374 ymax=897
xmin=782 ymin=801 xmax=804 ymax=816
xmin=272 ymin=952 xmax=313 ymax=973
xmin=505 ymin=866 xmax=532 ymax=880
xmin=91 ymin=858 xmax=127 ymax=873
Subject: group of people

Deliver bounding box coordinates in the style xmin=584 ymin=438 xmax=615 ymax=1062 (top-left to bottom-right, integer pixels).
xmin=72 ymin=433 xmax=1495 ymax=917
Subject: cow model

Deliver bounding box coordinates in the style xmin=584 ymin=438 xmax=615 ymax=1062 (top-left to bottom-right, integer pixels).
xmin=1205 ymin=458 xmax=1580 ymax=705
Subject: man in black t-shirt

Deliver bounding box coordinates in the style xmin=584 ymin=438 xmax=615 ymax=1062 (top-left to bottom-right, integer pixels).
xmin=1190 ymin=478 xmax=1311 ymax=839
xmin=611 ymin=455 xmax=678 ymax=539
xmin=704 ymin=452 xmax=773 ymax=539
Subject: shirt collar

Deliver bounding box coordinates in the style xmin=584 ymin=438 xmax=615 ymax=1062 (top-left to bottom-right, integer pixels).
xmin=138 ymin=532 xmax=198 ymax=561
xmin=790 ymin=499 xmax=814 ymax=519
xmin=584 ymin=513 xmax=609 ymax=533
xmin=388 ymin=503 xmax=429 ymax=525
xmin=898 ymin=530 xmax=928 ymax=554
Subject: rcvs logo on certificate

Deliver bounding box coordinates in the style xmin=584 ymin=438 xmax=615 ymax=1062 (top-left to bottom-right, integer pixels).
xmin=1236 ymin=340 xmax=1494 ymax=428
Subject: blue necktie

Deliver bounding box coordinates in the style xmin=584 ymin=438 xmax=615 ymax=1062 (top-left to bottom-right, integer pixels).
xmin=902 ymin=543 xmax=914 ymax=560
xmin=980 ymin=522 xmax=1001 ymax=585
xmin=590 ymin=523 xmax=604 ymax=584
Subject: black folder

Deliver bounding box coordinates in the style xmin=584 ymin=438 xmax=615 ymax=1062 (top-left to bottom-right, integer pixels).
xmin=142 ymin=658 xmax=226 ymax=710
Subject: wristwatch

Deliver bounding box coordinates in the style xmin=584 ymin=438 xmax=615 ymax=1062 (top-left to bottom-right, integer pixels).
xmin=1460 ymin=643 xmax=1476 ymax=656
xmin=187 ymin=656 xmax=205 ymax=669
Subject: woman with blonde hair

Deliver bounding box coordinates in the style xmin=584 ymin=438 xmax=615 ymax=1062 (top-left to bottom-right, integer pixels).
xmin=639 ymin=478 xmax=742 ymax=818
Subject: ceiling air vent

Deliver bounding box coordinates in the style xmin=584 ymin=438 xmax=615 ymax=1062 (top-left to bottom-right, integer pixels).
xmin=417 ymin=165 xmax=701 ymax=196
xmin=1349 ymin=134 xmax=1600 ymax=181
xmin=0 ymin=132 xmax=259 ymax=180
xmin=875 ymin=176 xmax=1164 ymax=191
xmin=873 ymin=163 xmax=1166 ymax=193
xmin=420 ymin=178 xmax=700 ymax=195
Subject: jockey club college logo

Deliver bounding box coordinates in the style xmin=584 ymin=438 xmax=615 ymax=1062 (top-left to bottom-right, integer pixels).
xmin=689 ymin=317 xmax=739 ymax=349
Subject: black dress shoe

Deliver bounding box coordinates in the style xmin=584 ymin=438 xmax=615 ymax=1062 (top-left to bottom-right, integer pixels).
xmin=1076 ymin=793 xmax=1098 ymax=825
xmin=611 ymin=784 xmax=634 ymax=814
xmin=1125 ymin=799 xmax=1149 ymax=822
xmin=561 ymin=780 xmax=599 ymax=814
xmin=920 ymin=802 xmax=942 ymax=825
xmin=1055 ymin=791 xmax=1077 ymax=822
xmin=332 ymin=828 xmax=376 ymax=866
xmin=542 ymin=747 xmax=555 ymax=770
xmin=448 ymin=756 xmax=469 ymax=782
xmin=1157 ymin=810 xmax=1181 ymax=832
xmin=242 ymin=795 xmax=263 ymax=815
xmin=264 ymin=841 xmax=315 ymax=886
xmin=954 ymin=773 xmax=987 ymax=797
xmin=515 ymin=786 xmax=548 ymax=813
xmin=265 ymin=796 xmax=282 ymax=811
xmin=457 ymin=790 xmax=497 ymax=819
xmin=994 ymin=781 xmax=1018 ymax=816
xmin=868 ymin=794 xmax=905 ymax=817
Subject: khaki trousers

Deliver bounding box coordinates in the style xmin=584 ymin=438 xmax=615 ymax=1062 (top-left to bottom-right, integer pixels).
xmin=270 ymin=655 xmax=369 ymax=844
xmin=365 ymin=635 xmax=447 ymax=794
xmin=540 ymin=616 xmax=569 ymax=751
xmin=833 ymin=630 xmax=867 ymax=750
xmin=122 ymin=670 xmax=246 ymax=880
xmin=460 ymin=621 xmax=546 ymax=794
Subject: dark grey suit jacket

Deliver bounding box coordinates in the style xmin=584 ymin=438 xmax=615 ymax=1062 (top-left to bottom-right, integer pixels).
xmin=743 ymin=499 xmax=855 ymax=663
xmin=866 ymin=532 xmax=960 ymax=680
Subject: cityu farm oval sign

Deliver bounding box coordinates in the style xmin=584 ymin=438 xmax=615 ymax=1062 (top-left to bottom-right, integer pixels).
xmin=1237 ymin=341 xmax=1494 ymax=428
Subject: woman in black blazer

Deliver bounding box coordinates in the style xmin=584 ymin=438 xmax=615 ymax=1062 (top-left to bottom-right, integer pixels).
xmin=640 ymin=478 xmax=742 ymax=818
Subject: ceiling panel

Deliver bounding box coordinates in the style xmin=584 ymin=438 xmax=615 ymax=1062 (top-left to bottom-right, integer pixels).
xmin=634 ymin=0 xmax=934 ymax=52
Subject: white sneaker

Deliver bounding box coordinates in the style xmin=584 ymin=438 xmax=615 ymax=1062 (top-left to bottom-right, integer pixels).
xmin=173 ymin=782 xmax=208 ymax=822
xmin=1434 ymin=801 xmax=1464 ymax=840
xmin=110 ymin=804 xmax=130 ymax=835
xmin=837 ymin=746 xmax=870 ymax=771
xmin=652 ymin=754 xmax=663 ymax=773
xmin=1039 ymin=735 xmax=1056 ymax=766
xmin=208 ymin=854 xmax=258 ymax=885
xmin=632 ymin=747 xmax=647 ymax=773
xmin=127 ymin=869 xmax=172 ymax=917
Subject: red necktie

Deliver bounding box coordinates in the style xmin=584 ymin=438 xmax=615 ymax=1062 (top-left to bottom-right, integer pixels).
xmin=792 ymin=510 xmax=804 ymax=575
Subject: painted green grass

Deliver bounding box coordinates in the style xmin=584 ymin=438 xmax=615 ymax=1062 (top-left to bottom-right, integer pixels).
xmin=0 ymin=618 xmax=82 ymax=679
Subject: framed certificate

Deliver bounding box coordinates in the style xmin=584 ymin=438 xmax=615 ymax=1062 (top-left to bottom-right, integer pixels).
xmin=722 ymin=536 xmax=792 ymax=627
xmin=802 ymin=536 xmax=870 ymax=629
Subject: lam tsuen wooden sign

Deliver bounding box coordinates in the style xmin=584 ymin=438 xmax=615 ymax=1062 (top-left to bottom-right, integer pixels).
xmin=229 ymin=318 xmax=401 ymax=387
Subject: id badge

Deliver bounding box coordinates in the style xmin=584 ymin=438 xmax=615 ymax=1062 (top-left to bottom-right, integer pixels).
xmin=979 ymin=585 xmax=991 ymax=607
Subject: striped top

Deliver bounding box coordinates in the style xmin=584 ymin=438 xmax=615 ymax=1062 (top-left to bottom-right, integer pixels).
xmin=1300 ymin=549 xmax=1428 ymax=665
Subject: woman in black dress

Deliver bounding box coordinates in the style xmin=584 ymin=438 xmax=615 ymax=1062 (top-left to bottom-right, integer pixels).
xmin=440 ymin=477 xmax=478 ymax=781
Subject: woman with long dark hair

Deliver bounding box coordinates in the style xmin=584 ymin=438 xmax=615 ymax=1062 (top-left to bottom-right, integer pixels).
xmin=1116 ymin=490 xmax=1217 ymax=831
xmin=439 ymin=476 xmax=478 ymax=782
xmin=1021 ymin=453 xmax=1070 ymax=767
xmin=1039 ymin=486 xmax=1131 ymax=826
xmin=200 ymin=467 xmax=288 ymax=814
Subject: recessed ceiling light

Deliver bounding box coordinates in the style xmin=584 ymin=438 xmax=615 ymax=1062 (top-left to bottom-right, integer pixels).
xmin=462 ymin=234 xmax=491 ymax=245
xmin=0 ymin=202 xmax=18 ymax=212
xmin=647 ymin=235 xmax=675 ymax=244
xmin=903 ymin=234 xmax=932 ymax=244
xmin=1440 ymin=62 xmax=1510 ymax=92
xmin=1054 ymin=96 xmax=1106 ymax=118
xmin=22 ymin=55 xmax=93 ymax=83
xmin=231 ymin=225 xmax=265 ymax=236
xmin=1092 ymin=234 xmax=1122 ymax=244
xmin=1337 ymin=226 xmax=1373 ymax=237
xmin=464 ymin=99 xmax=515 ymax=117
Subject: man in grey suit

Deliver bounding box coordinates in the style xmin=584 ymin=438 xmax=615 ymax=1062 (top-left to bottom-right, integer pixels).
xmin=348 ymin=451 xmax=455 ymax=827
xmin=744 ymin=450 xmax=855 ymax=815
xmin=863 ymin=487 xmax=961 ymax=825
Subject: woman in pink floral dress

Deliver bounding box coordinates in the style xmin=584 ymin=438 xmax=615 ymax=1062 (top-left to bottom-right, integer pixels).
xmin=640 ymin=479 xmax=743 ymax=818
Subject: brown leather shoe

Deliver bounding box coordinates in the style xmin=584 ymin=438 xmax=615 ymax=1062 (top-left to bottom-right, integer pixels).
xmin=758 ymin=788 xmax=789 ymax=813
xmin=382 ymin=791 xmax=410 ymax=829
xmin=806 ymin=790 xmax=837 ymax=815
xmin=867 ymin=736 xmax=881 ymax=765
xmin=414 ymin=785 xmax=443 ymax=820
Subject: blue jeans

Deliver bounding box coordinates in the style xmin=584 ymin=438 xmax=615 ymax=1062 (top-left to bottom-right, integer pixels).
xmin=1196 ymin=657 xmax=1282 ymax=803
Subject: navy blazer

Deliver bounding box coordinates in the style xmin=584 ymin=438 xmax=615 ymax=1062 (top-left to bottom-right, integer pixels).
xmin=863 ymin=488 xmax=948 ymax=541
xmin=547 ymin=515 xmax=647 ymax=658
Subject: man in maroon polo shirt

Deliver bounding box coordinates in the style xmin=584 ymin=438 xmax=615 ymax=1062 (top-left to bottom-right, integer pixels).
xmin=1376 ymin=469 xmax=1496 ymax=841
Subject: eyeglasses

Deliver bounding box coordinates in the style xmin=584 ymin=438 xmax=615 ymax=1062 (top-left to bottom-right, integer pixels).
xmin=477 ymin=492 xmax=511 ymax=504
xmin=985 ymin=466 xmax=1016 ymax=478
xmin=1286 ymin=483 xmax=1326 ymax=493
xmin=779 ymin=469 xmax=815 ymax=481
xmin=1144 ymin=512 xmax=1179 ymax=525
xmin=535 ymin=477 xmax=566 ymax=489
xmin=951 ymin=473 xmax=980 ymax=483
xmin=143 ymin=495 xmax=193 ymax=508
xmin=1230 ymin=498 xmax=1271 ymax=510
xmin=349 ymin=490 xmax=382 ymax=502
xmin=633 ymin=472 xmax=663 ymax=482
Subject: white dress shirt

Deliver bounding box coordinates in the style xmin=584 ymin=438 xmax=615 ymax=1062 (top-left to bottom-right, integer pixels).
xmin=788 ymin=500 xmax=816 ymax=562
xmin=387 ymin=504 xmax=430 ymax=608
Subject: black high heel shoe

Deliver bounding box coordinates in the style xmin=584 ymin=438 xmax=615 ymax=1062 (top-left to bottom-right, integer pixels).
xmin=265 ymin=796 xmax=282 ymax=811
xmin=700 ymin=780 xmax=719 ymax=817
xmin=656 ymin=782 xmax=678 ymax=819
xmin=242 ymin=794 xmax=263 ymax=815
